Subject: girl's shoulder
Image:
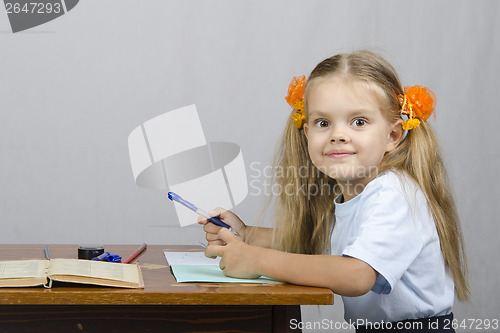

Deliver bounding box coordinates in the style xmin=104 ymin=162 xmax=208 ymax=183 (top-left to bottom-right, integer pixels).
xmin=368 ymin=170 xmax=419 ymax=194
xmin=364 ymin=170 xmax=424 ymax=206
xmin=359 ymin=170 xmax=435 ymax=237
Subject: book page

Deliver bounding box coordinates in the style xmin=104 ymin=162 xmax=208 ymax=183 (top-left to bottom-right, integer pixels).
xmin=164 ymin=252 xmax=221 ymax=266
xmin=0 ymin=260 xmax=49 ymax=287
xmin=0 ymin=260 xmax=48 ymax=279
xmin=47 ymin=259 xmax=142 ymax=284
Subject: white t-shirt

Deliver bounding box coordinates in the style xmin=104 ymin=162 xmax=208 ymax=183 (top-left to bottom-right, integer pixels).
xmin=330 ymin=170 xmax=454 ymax=323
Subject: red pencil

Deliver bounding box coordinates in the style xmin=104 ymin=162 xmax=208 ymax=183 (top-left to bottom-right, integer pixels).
xmin=123 ymin=243 xmax=147 ymax=264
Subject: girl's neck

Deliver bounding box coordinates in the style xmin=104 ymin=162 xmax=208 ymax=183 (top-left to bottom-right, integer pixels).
xmin=337 ymin=173 xmax=378 ymax=202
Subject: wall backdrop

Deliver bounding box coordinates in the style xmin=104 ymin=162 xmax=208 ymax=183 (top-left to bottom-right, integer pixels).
xmin=1 ymin=0 xmax=498 ymax=331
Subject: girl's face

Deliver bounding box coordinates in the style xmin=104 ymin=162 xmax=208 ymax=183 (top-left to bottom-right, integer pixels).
xmin=304 ymin=77 xmax=402 ymax=190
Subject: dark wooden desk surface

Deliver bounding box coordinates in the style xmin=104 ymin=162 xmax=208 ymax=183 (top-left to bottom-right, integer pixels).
xmin=0 ymin=244 xmax=334 ymax=333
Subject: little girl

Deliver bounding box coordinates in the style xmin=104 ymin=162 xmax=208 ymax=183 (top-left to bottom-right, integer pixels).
xmin=199 ymin=50 xmax=469 ymax=332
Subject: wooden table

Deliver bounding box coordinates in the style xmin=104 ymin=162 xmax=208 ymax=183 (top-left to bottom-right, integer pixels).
xmin=0 ymin=244 xmax=333 ymax=333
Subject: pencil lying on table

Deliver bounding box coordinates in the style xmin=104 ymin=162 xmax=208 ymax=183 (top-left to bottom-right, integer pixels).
xmin=123 ymin=243 xmax=147 ymax=264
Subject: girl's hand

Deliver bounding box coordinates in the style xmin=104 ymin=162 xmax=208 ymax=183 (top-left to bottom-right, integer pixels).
xmin=197 ymin=207 xmax=247 ymax=250
xmin=205 ymin=228 xmax=261 ymax=279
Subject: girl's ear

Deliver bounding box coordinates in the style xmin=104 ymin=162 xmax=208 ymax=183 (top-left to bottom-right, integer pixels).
xmin=386 ymin=119 xmax=404 ymax=152
xmin=303 ymin=122 xmax=309 ymax=140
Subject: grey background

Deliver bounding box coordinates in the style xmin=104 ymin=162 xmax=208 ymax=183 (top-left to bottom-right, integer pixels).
xmin=1 ymin=0 xmax=498 ymax=331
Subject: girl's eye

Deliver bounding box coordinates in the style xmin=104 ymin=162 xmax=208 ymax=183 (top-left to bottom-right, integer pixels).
xmin=315 ymin=120 xmax=330 ymax=128
xmin=352 ymin=118 xmax=367 ymax=127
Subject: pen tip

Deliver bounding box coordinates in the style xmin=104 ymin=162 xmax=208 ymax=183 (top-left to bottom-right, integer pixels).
xmin=167 ymin=192 xmax=180 ymax=201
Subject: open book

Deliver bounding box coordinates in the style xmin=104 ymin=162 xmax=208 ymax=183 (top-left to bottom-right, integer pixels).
xmin=0 ymin=259 xmax=144 ymax=288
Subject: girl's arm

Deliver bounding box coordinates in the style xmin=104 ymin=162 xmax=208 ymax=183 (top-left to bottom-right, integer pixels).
xmin=206 ymin=228 xmax=378 ymax=297
xmin=244 ymin=226 xmax=273 ymax=248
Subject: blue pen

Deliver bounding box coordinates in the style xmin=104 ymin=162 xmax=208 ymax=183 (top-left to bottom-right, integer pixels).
xmin=167 ymin=192 xmax=239 ymax=235
xmin=91 ymin=252 xmax=110 ymax=261
xmin=91 ymin=252 xmax=122 ymax=263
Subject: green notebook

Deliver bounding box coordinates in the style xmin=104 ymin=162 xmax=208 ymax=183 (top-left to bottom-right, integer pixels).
xmin=164 ymin=251 xmax=282 ymax=284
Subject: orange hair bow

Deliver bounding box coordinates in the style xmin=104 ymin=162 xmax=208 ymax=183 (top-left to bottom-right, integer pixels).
xmin=399 ymin=85 xmax=436 ymax=130
xmin=285 ymin=75 xmax=306 ymax=128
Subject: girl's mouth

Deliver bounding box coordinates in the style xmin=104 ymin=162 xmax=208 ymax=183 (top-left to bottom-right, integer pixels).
xmin=326 ymin=150 xmax=355 ymax=159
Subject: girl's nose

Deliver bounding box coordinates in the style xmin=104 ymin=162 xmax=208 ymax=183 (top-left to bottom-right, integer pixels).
xmin=330 ymin=128 xmax=349 ymax=143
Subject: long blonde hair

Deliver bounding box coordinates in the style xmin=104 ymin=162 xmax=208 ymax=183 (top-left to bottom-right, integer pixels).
xmin=270 ymin=50 xmax=469 ymax=301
